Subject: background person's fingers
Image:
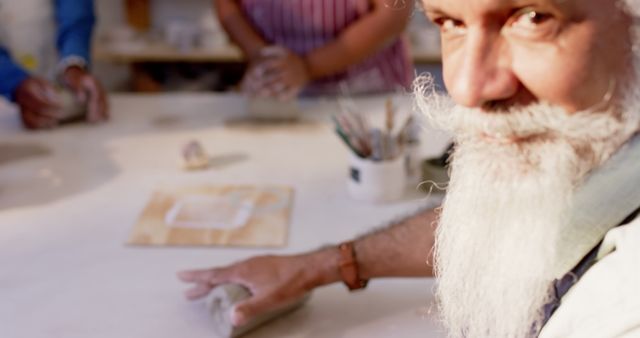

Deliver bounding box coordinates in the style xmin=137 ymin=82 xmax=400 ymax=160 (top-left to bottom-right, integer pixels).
xmin=277 ymin=87 xmax=299 ymax=102
xmin=98 ymin=90 xmax=109 ymax=120
xmin=255 ymin=74 xmax=288 ymax=98
xmin=241 ymin=65 xmax=267 ymax=96
xmin=20 ymin=98 xmax=61 ymax=119
xmin=16 ymin=79 xmax=63 ymax=119
xmin=259 ymin=45 xmax=288 ymax=58
xmin=83 ymin=79 xmax=99 ymax=122
xmin=86 ymin=89 xmax=101 ymax=123
xmin=21 ymin=109 xmax=58 ymax=130
xmin=82 ymin=77 xmax=109 ymax=122
xmin=71 ymin=82 xmax=88 ymax=103
xmin=33 ymin=82 xmax=63 ymax=108
xmin=258 ymin=58 xmax=286 ymax=75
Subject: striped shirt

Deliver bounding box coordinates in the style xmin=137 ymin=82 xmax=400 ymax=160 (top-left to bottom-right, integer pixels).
xmin=240 ymin=0 xmax=413 ymax=95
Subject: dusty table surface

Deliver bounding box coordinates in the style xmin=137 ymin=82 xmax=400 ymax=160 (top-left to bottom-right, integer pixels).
xmin=0 ymin=93 xmax=450 ymax=338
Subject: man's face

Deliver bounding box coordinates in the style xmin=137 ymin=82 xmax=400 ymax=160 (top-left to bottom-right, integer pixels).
xmin=417 ymin=1 xmax=639 ymax=337
xmin=423 ymin=0 xmax=633 ymax=113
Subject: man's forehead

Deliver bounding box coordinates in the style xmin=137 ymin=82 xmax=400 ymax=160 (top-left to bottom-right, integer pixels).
xmin=421 ymin=0 xmax=573 ymax=15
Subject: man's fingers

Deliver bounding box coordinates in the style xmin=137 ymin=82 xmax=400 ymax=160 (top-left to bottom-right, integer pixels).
xmin=184 ymin=283 xmax=214 ymax=300
xmin=231 ymin=295 xmax=280 ymax=327
xmin=178 ymin=268 xmax=238 ymax=301
xmin=177 ymin=269 xmax=211 ymax=283
xmin=177 ymin=267 xmax=232 ymax=285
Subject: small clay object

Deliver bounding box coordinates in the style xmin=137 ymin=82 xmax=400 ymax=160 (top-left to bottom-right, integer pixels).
xmin=182 ymin=140 xmax=210 ymax=170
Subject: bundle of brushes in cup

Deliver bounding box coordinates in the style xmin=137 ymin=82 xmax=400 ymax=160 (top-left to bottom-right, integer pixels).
xmin=333 ymin=98 xmax=418 ymax=162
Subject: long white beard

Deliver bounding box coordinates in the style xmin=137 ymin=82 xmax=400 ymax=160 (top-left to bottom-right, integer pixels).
xmin=414 ymin=76 xmax=640 ymax=337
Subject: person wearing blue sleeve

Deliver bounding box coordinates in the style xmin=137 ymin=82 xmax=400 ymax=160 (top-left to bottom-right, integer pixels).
xmin=0 ymin=0 xmax=108 ymax=129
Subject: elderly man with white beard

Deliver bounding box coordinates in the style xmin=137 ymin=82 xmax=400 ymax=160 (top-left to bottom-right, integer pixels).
xmin=178 ymin=0 xmax=640 ymax=337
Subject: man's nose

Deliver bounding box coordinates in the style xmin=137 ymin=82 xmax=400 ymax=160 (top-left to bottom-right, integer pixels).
xmin=447 ymin=31 xmax=519 ymax=108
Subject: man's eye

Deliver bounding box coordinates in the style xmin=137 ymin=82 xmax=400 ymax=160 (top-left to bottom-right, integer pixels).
xmin=434 ymin=17 xmax=466 ymax=35
xmin=512 ymin=9 xmax=552 ymax=28
xmin=506 ymin=8 xmax=559 ymax=39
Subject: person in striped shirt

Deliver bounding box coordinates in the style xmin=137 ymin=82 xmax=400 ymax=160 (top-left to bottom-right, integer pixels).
xmin=214 ymin=0 xmax=414 ymax=99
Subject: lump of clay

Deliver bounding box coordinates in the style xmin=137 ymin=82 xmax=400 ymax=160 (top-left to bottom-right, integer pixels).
xmin=57 ymin=88 xmax=87 ymax=122
xmin=207 ymin=284 xmax=311 ymax=338
xmin=182 ymin=140 xmax=210 ymax=170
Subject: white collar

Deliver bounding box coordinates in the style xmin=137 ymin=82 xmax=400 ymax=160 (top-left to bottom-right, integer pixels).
xmin=554 ymin=133 xmax=640 ymax=277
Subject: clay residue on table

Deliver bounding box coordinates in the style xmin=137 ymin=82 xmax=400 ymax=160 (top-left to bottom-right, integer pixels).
xmin=0 ymin=143 xmax=51 ymax=165
xmin=224 ymin=117 xmax=323 ymax=134
xmin=209 ymin=152 xmax=249 ymax=170
xmin=151 ymin=115 xmax=184 ymax=128
xmin=0 ymin=143 xmax=118 ymax=211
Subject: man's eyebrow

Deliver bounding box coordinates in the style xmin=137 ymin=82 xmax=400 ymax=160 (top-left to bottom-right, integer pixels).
xmin=421 ymin=3 xmax=450 ymax=17
xmin=421 ymin=0 xmax=566 ymax=20
xmin=422 ymin=0 xmax=564 ymax=12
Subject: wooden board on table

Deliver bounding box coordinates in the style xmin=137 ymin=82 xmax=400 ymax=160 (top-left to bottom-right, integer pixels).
xmin=128 ymin=185 xmax=293 ymax=247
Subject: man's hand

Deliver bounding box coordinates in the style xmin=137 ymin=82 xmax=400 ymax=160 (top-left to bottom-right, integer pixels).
xmin=62 ymin=66 xmax=109 ymax=123
xmin=14 ymin=77 xmax=63 ymax=130
xmin=178 ymin=249 xmax=340 ymax=327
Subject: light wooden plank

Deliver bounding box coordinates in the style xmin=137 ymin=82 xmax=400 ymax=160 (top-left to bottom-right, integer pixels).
xmin=128 ymin=185 xmax=293 ymax=247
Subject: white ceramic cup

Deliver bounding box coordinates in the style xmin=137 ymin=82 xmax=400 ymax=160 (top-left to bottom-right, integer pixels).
xmin=347 ymin=153 xmax=407 ymax=203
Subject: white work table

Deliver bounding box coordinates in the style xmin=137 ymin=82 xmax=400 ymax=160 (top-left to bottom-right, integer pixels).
xmin=0 ymin=93 xmax=450 ymax=338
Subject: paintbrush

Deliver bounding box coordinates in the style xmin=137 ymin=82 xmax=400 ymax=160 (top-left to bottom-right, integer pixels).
xmin=333 ymin=115 xmax=365 ymax=157
xmin=385 ymin=98 xmax=394 ymax=134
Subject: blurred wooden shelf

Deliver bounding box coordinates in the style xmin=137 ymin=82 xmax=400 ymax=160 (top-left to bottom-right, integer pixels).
xmin=94 ymin=42 xmax=244 ymax=63
xmin=115 ymin=0 xmax=442 ymax=65
xmin=411 ymin=49 xmax=442 ymax=64
xmin=94 ymin=42 xmax=441 ymax=64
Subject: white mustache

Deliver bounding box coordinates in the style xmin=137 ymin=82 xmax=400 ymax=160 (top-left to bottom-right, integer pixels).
xmin=412 ymin=75 xmax=639 ymax=145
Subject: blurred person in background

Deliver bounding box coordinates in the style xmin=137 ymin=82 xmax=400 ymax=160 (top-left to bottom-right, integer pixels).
xmin=214 ymin=0 xmax=414 ymax=100
xmin=0 ymin=0 xmax=108 ymax=129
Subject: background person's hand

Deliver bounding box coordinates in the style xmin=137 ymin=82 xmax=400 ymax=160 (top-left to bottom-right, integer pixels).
xmin=178 ymin=250 xmax=339 ymax=327
xmin=241 ymin=46 xmax=287 ymax=98
xmin=240 ymin=62 xmax=266 ymax=96
xmin=62 ymin=66 xmax=109 ymax=123
xmin=255 ymin=50 xmax=310 ymax=100
xmin=241 ymin=46 xmax=309 ymax=101
xmin=14 ymin=77 xmax=63 ymax=130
